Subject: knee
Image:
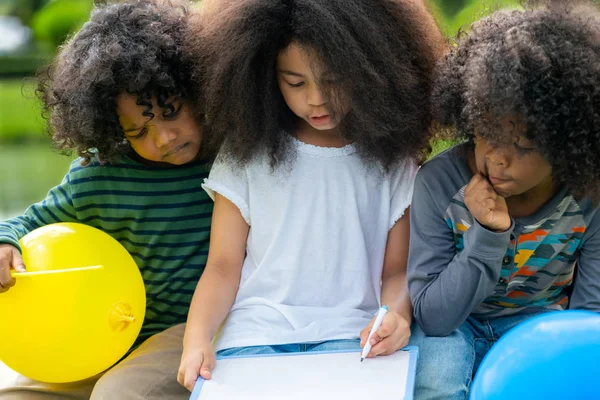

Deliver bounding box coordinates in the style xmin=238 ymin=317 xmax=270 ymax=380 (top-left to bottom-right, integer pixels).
xmin=90 ymin=363 xmax=187 ymax=400
xmin=89 ymin=370 xmax=128 ymax=400
xmin=409 ymin=323 xmax=473 ymax=400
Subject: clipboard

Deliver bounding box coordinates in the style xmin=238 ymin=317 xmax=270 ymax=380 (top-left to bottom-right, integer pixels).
xmin=190 ymin=346 xmax=418 ymax=400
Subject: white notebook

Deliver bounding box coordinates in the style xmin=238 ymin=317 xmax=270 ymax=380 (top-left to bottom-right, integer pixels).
xmin=190 ymin=347 xmax=418 ymax=400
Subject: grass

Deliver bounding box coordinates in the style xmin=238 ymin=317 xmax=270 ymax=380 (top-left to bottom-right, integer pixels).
xmin=0 ymin=143 xmax=74 ymax=219
xmin=0 ymin=78 xmax=47 ymax=142
xmin=0 ymin=80 xmax=67 ymax=218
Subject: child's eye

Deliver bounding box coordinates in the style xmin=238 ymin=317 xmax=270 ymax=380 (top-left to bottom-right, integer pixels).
xmin=131 ymin=127 xmax=148 ymax=139
xmin=513 ymin=142 xmax=535 ymax=155
xmin=286 ymin=81 xmax=305 ymax=88
xmin=513 ymin=135 xmax=535 ymax=155
xmin=163 ymin=104 xmax=182 ymax=119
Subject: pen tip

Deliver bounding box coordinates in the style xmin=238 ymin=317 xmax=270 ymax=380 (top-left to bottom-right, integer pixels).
xmin=360 ymin=357 xmax=364 ymax=362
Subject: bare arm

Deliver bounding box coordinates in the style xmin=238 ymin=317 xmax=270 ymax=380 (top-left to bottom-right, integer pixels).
xmin=381 ymin=210 xmax=412 ymax=323
xmin=360 ymin=210 xmax=412 ymax=357
xmin=179 ymin=193 xmax=249 ymax=390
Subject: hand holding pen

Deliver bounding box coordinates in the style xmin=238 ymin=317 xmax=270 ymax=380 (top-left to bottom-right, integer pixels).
xmin=359 ymin=305 xmax=411 ymax=361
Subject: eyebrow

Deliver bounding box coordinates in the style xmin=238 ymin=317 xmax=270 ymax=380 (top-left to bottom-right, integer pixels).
xmin=278 ymin=69 xmax=305 ymax=78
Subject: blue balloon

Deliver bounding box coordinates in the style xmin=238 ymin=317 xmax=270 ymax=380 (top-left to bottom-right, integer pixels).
xmin=470 ymin=310 xmax=600 ymax=399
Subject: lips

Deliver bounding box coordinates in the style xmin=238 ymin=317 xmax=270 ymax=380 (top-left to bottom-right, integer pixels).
xmin=489 ymin=176 xmax=510 ymax=184
xmin=309 ymin=114 xmax=331 ymax=126
xmin=164 ymin=143 xmax=187 ymax=157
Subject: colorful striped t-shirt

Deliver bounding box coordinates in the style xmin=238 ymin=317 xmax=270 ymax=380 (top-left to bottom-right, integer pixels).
xmin=408 ymin=143 xmax=600 ymax=336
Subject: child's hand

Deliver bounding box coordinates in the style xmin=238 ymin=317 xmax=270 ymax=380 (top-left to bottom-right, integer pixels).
xmin=464 ymin=174 xmax=511 ymax=232
xmin=177 ymin=343 xmax=216 ymax=392
xmin=0 ymin=244 xmax=26 ymax=293
xmin=359 ymin=311 xmax=410 ymax=358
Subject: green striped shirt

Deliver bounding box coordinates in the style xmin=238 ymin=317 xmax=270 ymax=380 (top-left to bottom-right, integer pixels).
xmin=0 ymin=155 xmax=212 ymax=346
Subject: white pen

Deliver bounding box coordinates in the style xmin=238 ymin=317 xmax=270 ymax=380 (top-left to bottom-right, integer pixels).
xmin=360 ymin=305 xmax=388 ymax=362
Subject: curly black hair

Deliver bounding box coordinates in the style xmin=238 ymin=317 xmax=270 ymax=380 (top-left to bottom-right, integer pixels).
xmin=191 ymin=0 xmax=446 ymax=170
xmin=432 ymin=0 xmax=600 ymax=201
xmin=37 ymin=0 xmax=203 ymax=164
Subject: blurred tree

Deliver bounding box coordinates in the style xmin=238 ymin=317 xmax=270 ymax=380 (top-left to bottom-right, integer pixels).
xmin=2 ymin=0 xmax=50 ymax=24
xmin=30 ymin=0 xmax=92 ymax=52
xmin=429 ymin=0 xmax=521 ymax=38
xmin=0 ymin=0 xmax=15 ymax=15
xmin=434 ymin=0 xmax=470 ymax=18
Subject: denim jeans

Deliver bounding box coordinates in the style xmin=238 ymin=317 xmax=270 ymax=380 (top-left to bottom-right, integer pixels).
xmin=217 ymin=339 xmax=361 ymax=357
xmin=409 ymin=310 xmax=553 ymax=400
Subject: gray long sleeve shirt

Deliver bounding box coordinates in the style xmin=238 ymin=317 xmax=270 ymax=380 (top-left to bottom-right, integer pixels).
xmin=408 ymin=143 xmax=600 ymax=336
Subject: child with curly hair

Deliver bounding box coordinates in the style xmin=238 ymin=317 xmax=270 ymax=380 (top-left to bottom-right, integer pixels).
xmin=177 ymin=0 xmax=446 ymax=391
xmin=407 ymin=1 xmax=600 ymax=398
xmin=0 ymin=1 xmax=213 ymax=399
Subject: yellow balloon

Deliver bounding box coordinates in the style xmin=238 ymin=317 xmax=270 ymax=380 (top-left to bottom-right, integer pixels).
xmin=0 ymin=223 xmax=146 ymax=383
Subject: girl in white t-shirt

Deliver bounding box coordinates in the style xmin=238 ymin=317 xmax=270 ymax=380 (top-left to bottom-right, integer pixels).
xmin=178 ymin=0 xmax=446 ymax=390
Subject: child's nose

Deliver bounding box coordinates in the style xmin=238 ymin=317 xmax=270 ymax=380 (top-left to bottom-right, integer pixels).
xmin=487 ymin=147 xmax=509 ymax=167
xmin=307 ymin=85 xmax=326 ymax=107
xmin=154 ymin=126 xmax=177 ymax=148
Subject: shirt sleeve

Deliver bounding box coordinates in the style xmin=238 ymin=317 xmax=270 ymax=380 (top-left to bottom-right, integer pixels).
xmin=388 ymin=160 xmax=419 ymax=229
xmin=201 ymin=154 xmax=251 ymax=225
xmin=407 ymin=165 xmax=512 ymax=336
xmin=569 ymin=210 xmax=600 ymax=311
xmin=0 ymin=173 xmax=78 ymax=252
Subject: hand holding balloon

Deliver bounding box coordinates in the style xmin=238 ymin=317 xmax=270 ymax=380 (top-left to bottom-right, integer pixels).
xmin=0 ymin=244 xmax=26 ymax=293
xmin=0 ymin=223 xmax=146 ymax=383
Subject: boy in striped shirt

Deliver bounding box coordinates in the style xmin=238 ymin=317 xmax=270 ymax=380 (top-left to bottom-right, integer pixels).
xmin=0 ymin=1 xmax=214 ymax=399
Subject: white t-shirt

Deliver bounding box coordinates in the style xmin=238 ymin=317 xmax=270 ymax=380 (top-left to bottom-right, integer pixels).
xmin=202 ymin=137 xmax=417 ymax=351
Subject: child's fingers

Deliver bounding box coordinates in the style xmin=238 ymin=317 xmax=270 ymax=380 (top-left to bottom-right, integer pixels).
xmin=177 ymin=350 xmax=214 ymax=392
xmin=183 ymin=366 xmax=200 ymax=392
xmin=369 ymin=315 xmax=411 ymax=357
xmin=465 ymin=173 xmax=486 ymax=194
xmin=11 ymin=250 xmax=26 ymax=272
xmin=363 ymin=317 xmax=395 ymax=357
xmin=369 ymin=330 xmax=411 ymax=357
xmin=0 ymin=247 xmax=25 ymax=293
xmin=373 ymin=320 xmax=395 ymax=344
xmin=363 ymin=332 xmax=381 ymax=356
xmin=477 ymin=198 xmax=496 ymax=214
xmin=177 ymin=361 xmax=194 ymax=390
xmin=368 ymin=337 xmax=393 ymax=357
xmin=177 ymin=366 xmax=186 ymax=387
xmin=359 ymin=320 xmax=375 ymax=347
xmin=467 ymin=174 xmax=499 ymax=202
xmin=177 ymin=357 xmax=199 ymax=390
xmin=0 ymin=262 xmax=14 ymax=293
xmin=200 ymin=351 xmax=216 ymax=380
xmin=371 ymin=325 xmax=394 ymax=346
